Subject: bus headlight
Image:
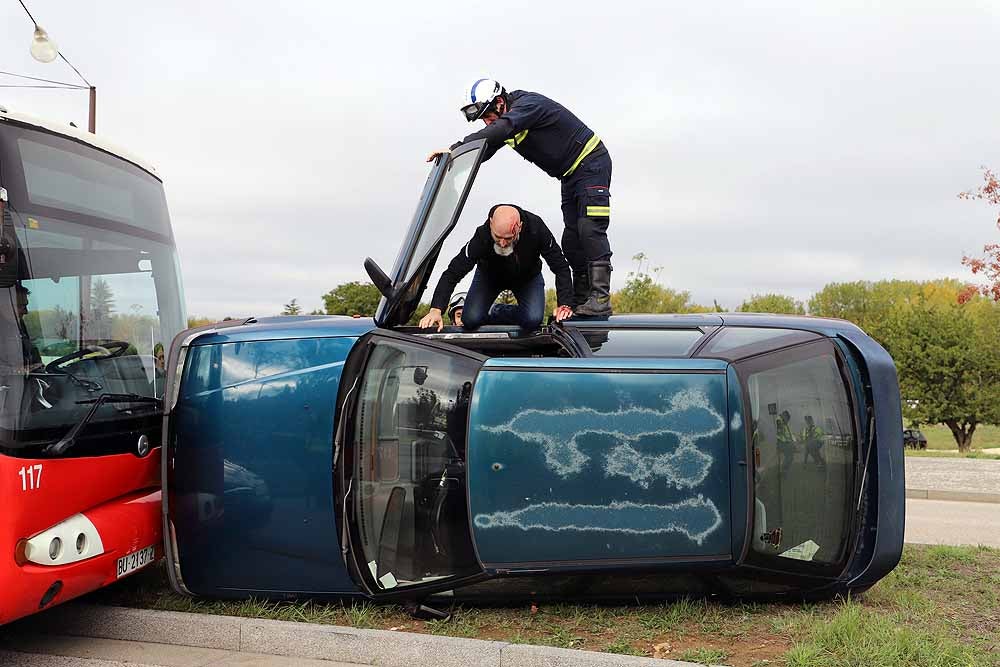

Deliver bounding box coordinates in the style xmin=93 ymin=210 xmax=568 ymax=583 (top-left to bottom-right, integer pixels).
xmin=21 ymin=514 xmax=104 ymax=566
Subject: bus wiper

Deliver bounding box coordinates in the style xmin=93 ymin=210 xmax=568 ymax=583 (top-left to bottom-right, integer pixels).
xmin=44 ymin=392 xmax=162 ymax=457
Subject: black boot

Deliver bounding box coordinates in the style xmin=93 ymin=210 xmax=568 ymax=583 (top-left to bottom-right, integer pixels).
xmin=574 ymin=261 xmax=612 ymax=318
xmin=572 ymin=268 xmax=590 ymax=308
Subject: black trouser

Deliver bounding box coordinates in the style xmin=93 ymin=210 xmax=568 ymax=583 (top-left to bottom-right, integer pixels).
xmin=560 ymin=149 xmax=612 ymax=303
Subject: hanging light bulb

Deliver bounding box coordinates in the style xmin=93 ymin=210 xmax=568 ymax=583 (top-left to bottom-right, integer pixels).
xmin=30 ymin=26 xmax=59 ymax=63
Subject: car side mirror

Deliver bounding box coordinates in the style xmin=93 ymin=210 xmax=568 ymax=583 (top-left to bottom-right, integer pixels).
xmin=413 ymin=366 xmax=427 ymax=386
xmin=364 ymin=257 xmax=393 ymax=298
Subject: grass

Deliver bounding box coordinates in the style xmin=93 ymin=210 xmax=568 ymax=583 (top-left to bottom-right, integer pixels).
xmin=89 ymin=544 xmax=1000 ymax=667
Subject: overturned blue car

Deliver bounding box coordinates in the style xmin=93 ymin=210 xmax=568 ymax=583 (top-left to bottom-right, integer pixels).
xmin=162 ymin=141 xmax=904 ymax=605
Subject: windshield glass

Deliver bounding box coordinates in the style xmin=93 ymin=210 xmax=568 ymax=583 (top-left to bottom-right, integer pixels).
xmin=352 ymin=338 xmax=481 ymax=590
xmin=0 ymin=123 xmax=185 ymax=456
xmin=404 ymin=150 xmax=478 ymax=283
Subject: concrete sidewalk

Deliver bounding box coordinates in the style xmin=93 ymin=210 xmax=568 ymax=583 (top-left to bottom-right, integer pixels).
xmin=1 ymin=635 xmax=356 ymax=666
xmin=9 ymin=604 xmax=715 ymax=667
xmin=905 ymin=456 xmax=1000 ymax=503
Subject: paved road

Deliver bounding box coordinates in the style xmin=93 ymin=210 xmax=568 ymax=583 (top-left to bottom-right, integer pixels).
xmin=905 ymin=456 xmax=1000 ymax=495
xmin=905 ymin=498 xmax=1000 ymax=547
xmin=0 ymin=635 xmax=361 ymax=667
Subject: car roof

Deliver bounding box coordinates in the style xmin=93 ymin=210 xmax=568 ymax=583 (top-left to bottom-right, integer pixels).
xmin=565 ymin=312 xmax=864 ymax=337
xmin=189 ymin=315 xmax=377 ymax=345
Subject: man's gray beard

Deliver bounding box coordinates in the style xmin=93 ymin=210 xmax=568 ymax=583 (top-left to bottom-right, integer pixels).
xmin=493 ymin=243 xmax=514 ymax=256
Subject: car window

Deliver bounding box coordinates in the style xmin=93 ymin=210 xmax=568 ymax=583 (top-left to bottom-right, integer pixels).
xmin=405 ymin=150 xmax=478 ymax=283
xmin=698 ymin=327 xmax=820 ymax=361
xmin=740 ymin=341 xmax=856 ymax=568
xmin=579 ymin=328 xmax=705 ymax=357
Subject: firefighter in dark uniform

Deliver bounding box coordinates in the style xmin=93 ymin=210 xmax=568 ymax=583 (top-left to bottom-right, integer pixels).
xmin=428 ymin=78 xmax=613 ymax=317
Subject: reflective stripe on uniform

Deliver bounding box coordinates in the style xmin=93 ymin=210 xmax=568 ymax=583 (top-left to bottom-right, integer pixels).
xmin=562 ymin=134 xmax=601 ymax=177
xmin=504 ymin=130 xmax=529 ymax=147
xmin=586 ymin=206 xmax=610 ymax=217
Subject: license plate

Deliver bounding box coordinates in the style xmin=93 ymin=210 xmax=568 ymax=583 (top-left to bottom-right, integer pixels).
xmin=116 ymin=545 xmax=155 ymax=579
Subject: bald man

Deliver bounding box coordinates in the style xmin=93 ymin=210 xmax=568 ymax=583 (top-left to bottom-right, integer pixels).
xmin=420 ymin=204 xmax=574 ymax=331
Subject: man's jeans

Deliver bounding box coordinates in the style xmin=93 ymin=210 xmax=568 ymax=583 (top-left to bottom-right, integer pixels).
xmin=462 ymin=270 xmax=545 ymax=330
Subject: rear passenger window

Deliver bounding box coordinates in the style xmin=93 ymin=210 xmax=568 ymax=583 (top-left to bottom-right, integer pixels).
xmin=698 ymin=327 xmax=819 ymax=360
xmin=581 ymin=329 xmax=704 ymax=357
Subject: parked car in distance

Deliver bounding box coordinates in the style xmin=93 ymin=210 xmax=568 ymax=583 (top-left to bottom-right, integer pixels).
xmin=903 ymin=429 xmax=928 ymax=450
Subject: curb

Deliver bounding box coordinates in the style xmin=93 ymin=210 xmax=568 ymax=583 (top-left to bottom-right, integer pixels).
xmin=20 ymin=604 xmax=720 ymax=667
xmin=905 ymin=488 xmax=1000 ymax=504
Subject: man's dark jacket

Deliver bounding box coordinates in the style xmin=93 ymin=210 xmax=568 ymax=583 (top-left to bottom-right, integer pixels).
xmin=450 ymin=90 xmax=602 ymax=179
xmin=430 ymin=206 xmax=574 ymax=311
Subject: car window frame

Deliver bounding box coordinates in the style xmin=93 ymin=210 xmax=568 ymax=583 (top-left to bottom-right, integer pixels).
xmin=732 ymin=338 xmax=862 ymax=579
xmin=562 ymin=323 xmax=718 ymax=358
xmin=372 ymin=140 xmax=488 ymax=329
xmin=335 ymin=329 xmax=492 ymax=599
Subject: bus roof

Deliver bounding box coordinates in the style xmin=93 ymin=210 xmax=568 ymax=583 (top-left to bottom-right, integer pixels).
xmin=0 ymin=104 xmax=160 ymax=179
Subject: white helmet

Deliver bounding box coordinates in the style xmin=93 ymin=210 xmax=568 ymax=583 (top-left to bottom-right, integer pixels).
xmin=447 ymin=291 xmax=467 ymax=323
xmin=460 ymin=78 xmax=505 ymax=122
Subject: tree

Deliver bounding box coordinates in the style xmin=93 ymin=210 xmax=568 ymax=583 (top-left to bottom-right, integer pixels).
xmin=880 ymin=295 xmax=1000 ymax=452
xmin=87 ymin=278 xmax=115 ymax=339
xmin=323 ymin=281 xmax=382 ymax=316
xmin=544 ymin=288 xmax=558 ymax=317
xmin=737 ymin=293 xmax=805 ymax=315
xmin=406 ymin=303 xmax=431 ymax=326
xmin=612 ymin=253 xmax=706 ymax=313
xmin=282 ymin=299 xmax=302 ymax=316
xmin=958 ymin=167 xmax=1000 ymax=303
xmin=809 ymin=279 xmax=969 ymax=340
xmin=187 ymin=316 xmax=215 ymax=328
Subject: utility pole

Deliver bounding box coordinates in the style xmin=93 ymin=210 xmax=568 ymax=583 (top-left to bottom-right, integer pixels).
xmin=88 ymin=86 xmax=96 ymax=133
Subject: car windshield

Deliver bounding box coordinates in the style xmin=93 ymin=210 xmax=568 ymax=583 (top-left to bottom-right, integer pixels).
xmin=352 ymin=338 xmax=481 ymax=590
xmin=0 ymin=123 xmax=185 ymax=455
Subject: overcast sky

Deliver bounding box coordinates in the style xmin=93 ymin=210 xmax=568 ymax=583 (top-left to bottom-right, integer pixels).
xmin=2 ymin=1 xmax=998 ymax=317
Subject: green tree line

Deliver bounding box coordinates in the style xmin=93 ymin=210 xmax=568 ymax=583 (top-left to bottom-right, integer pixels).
xmin=190 ymin=255 xmax=999 ymax=452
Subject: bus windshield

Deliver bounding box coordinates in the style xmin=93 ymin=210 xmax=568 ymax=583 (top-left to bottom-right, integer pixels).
xmin=0 ymin=121 xmax=186 ymax=457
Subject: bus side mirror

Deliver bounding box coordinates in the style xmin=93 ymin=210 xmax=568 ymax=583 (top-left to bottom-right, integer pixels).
xmin=0 ymin=200 xmax=19 ymax=289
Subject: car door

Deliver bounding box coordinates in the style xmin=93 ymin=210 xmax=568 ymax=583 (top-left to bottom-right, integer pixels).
xmin=364 ymin=140 xmax=488 ymax=330
xmin=466 ymin=356 xmax=738 ymax=573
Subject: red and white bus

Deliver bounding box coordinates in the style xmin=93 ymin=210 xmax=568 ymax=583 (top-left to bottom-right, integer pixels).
xmin=0 ymin=106 xmax=185 ymax=624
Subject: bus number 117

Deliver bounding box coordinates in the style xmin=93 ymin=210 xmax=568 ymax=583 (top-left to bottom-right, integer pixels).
xmin=18 ymin=464 xmax=43 ymax=491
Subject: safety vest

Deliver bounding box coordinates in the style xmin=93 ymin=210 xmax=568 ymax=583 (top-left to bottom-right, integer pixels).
xmin=776 ymin=418 xmax=794 ymax=445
